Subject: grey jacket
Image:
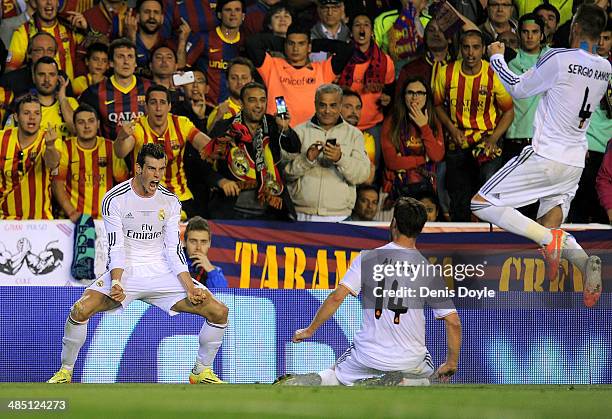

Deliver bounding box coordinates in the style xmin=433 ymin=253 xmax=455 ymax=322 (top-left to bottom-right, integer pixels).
xmin=285 ymin=117 xmax=370 ymax=216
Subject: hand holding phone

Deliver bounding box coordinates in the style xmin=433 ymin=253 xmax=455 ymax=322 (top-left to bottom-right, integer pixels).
xmin=324 ymin=139 xmax=341 ymax=163
xmin=173 ymin=71 xmax=195 ymax=86
xmin=275 ymin=96 xmax=288 ymax=116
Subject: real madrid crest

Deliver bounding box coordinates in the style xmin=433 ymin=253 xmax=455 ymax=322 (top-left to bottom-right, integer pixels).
xmin=158 ymin=209 xmax=165 ymax=221
xmin=231 ymin=148 xmax=249 ymax=176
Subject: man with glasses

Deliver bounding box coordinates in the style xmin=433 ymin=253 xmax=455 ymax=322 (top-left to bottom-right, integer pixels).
xmin=310 ymin=0 xmax=350 ymax=62
xmin=0 ymin=95 xmax=60 ymax=219
xmin=0 ymin=32 xmax=63 ymax=98
xmin=479 ymin=0 xmax=517 ymax=46
xmin=6 ymin=0 xmax=85 ymax=80
xmin=4 ymin=57 xmax=78 ymax=138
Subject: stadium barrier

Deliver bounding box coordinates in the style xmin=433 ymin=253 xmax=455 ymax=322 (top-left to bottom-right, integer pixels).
xmin=1 ymin=287 xmax=610 ymax=384
xmin=0 ymin=219 xmax=610 ymax=289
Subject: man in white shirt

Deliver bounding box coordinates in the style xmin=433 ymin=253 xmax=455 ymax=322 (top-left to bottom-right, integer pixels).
xmin=471 ymin=4 xmax=610 ymax=308
xmin=276 ymin=197 xmax=461 ymax=386
xmin=48 ymin=144 xmax=228 ymax=384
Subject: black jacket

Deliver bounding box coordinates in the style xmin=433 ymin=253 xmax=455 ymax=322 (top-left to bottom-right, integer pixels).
xmin=206 ymin=114 xmax=301 ymax=221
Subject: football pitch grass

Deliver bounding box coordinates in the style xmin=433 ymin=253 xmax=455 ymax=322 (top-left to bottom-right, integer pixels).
xmin=1 ymin=384 xmax=611 ymax=418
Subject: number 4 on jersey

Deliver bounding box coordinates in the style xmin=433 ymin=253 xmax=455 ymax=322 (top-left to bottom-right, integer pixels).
xmin=578 ymin=87 xmax=592 ymax=129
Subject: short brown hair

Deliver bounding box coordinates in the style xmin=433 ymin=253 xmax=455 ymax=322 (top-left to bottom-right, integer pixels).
xmin=185 ymin=216 xmax=211 ymax=241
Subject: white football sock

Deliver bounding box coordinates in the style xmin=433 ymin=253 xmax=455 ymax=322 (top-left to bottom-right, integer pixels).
xmin=318 ymin=368 xmax=340 ymax=386
xmin=564 ymin=233 xmax=589 ymax=273
xmin=61 ymin=316 xmax=88 ymax=371
xmin=194 ymin=319 xmax=226 ymax=371
xmin=471 ymin=202 xmax=553 ymax=246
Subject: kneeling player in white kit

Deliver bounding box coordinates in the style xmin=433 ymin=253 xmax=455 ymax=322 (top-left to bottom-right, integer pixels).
xmin=276 ymin=198 xmax=461 ymax=386
xmin=471 ymin=4 xmax=610 ymax=307
xmin=48 ymin=144 xmax=228 ymax=384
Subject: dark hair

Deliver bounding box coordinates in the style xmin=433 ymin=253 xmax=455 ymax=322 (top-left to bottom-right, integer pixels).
xmin=390 ymin=75 xmax=437 ymax=152
xmin=145 ymin=84 xmax=171 ymax=103
xmin=348 ymin=11 xmax=372 ymax=29
xmin=572 ymin=4 xmax=608 ymax=41
xmin=393 ymin=197 xmax=427 ymax=238
xmin=185 ymin=216 xmax=212 ymax=241
xmin=518 ymin=13 xmax=546 ymax=36
xmin=136 ymin=143 xmax=165 ymax=167
xmin=286 ymin=22 xmax=311 ymax=39
xmin=73 ymin=103 xmax=99 ymax=124
xmin=86 ymin=42 xmax=109 ymax=60
xmin=240 ymin=81 xmax=267 ymax=101
xmin=263 ymin=2 xmax=294 ymax=33
xmin=357 ymin=184 xmax=378 ymax=197
xmin=27 ymin=32 xmax=57 ymax=55
xmin=149 ymin=44 xmax=177 ymax=66
xmin=460 ymin=29 xmax=484 ymax=45
xmin=191 ymin=67 xmax=208 ymax=83
xmin=414 ymin=190 xmax=439 ymax=207
xmin=216 ymin=0 xmax=246 ymax=15
xmin=227 ymin=56 xmax=256 ymax=78
xmin=32 ymin=55 xmax=59 ymax=73
xmin=341 ymin=87 xmax=363 ymax=105
xmin=109 ymin=38 xmax=136 ymax=61
xmin=14 ymin=94 xmax=41 ymax=114
xmin=136 ymin=0 xmax=163 ymax=12
xmin=533 ymin=3 xmax=561 ymax=23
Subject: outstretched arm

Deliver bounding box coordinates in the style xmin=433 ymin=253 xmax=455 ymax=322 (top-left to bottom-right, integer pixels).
xmin=434 ymin=312 xmax=461 ymax=382
xmin=292 ymin=285 xmax=351 ymax=342
xmin=488 ymin=42 xmax=560 ymax=99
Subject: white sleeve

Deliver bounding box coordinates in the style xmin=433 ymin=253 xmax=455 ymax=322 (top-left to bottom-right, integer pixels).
xmin=164 ymin=198 xmax=189 ymax=277
xmin=339 ymin=252 xmax=363 ymax=296
xmin=489 ymin=51 xmax=560 ymax=99
xmin=101 ymin=195 xmax=126 ymax=271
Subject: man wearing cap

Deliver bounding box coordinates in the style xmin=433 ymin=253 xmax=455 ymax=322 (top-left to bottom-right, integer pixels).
xmin=310 ymin=0 xmax=351 ymax=62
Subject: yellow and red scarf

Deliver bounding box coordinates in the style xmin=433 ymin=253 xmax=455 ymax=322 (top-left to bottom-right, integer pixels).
xmin=202 ymin=114 xmax=284 ymax=209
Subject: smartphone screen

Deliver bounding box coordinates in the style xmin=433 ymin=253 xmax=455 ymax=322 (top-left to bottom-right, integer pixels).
xmin=275 ymin=96 xmax=288 ymax=115
xmin=326 ymin=138 xmax=337 ymax=146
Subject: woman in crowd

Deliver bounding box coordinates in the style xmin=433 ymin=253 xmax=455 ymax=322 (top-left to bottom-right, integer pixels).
xmin=263 ymin=3 xmax=294 ymax=38
xmin=381 ymin=75 xmax=444 ymax=207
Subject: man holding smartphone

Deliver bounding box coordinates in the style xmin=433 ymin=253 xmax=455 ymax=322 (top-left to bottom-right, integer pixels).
xmin=4 ymin=57 xmax=78 ymax=138
xmin=284 ymin=84 xmax=370 ymax=222
xmin=203 ymin=82 xmax=301 ymax=220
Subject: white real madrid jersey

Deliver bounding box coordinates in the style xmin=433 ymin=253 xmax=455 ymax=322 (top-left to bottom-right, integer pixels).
xmin=101 ymin=179 xmax=188 ymax=275
xmin=490 ymin=48 xmax=611 ymax=168
xmin=340 ymin=242 xmax=456 ymax=371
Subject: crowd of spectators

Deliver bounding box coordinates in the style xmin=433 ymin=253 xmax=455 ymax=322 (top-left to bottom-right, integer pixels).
xmin=0 ymin=0 xmax=610 ymax=224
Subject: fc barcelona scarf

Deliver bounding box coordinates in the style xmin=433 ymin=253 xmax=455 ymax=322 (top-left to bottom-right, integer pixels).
xmin=388 ymin=2 xmax=423 ymax=62
xmin=202 ymin=114 xmax=284 ymax=209
xmin=338 ymin=42 xmax=388 ymax=93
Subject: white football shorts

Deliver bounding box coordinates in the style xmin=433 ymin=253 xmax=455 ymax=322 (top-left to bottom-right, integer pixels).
xmin=87 ymin=263 xmax=207 ymax=316
xmin=329 ymin=345 xmax=434 ymax=386
xmin=478 ymin=146 xmax=582 ymax=220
